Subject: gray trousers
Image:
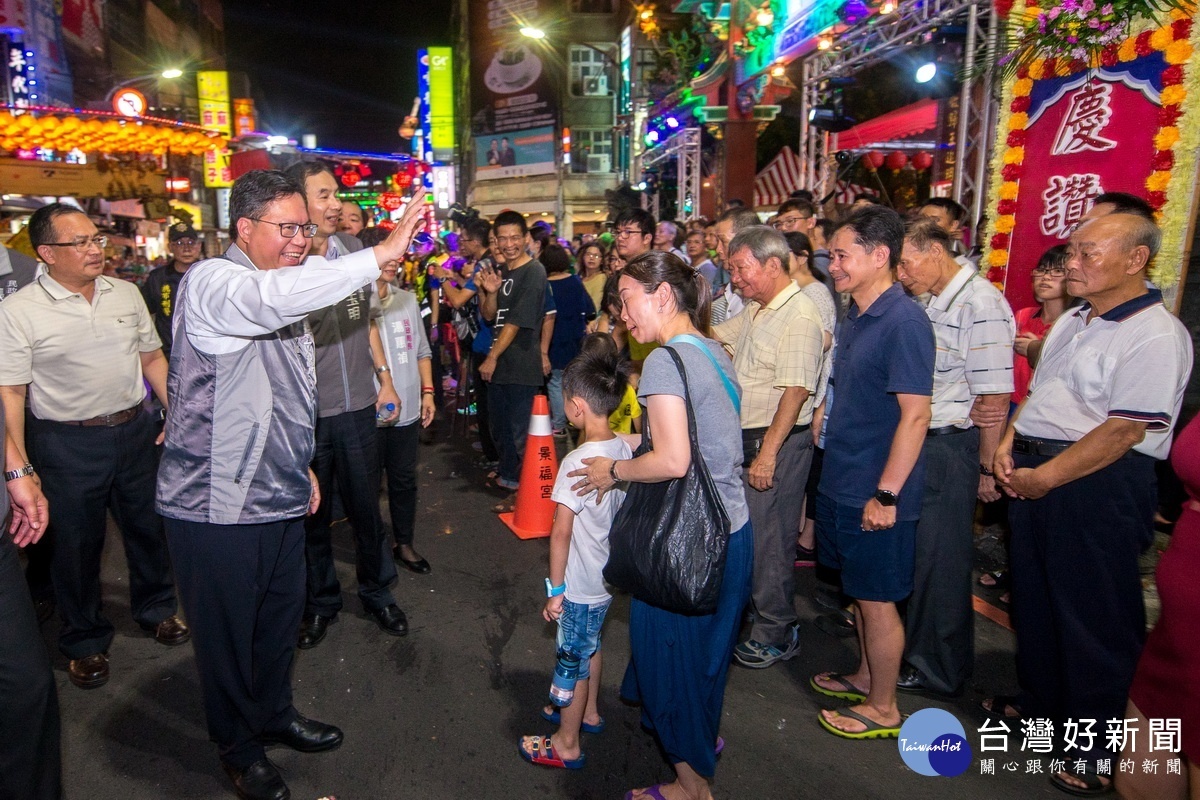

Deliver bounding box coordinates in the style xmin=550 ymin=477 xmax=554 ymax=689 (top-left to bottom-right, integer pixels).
xmin=904 ymin=428 xmax=980 ymax=694
xmin=745 ymin=428 xmax=813 ymax=646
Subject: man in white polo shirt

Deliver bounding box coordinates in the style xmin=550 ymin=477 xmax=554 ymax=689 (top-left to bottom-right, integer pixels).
xmin=995 ymin=212 xmax=1192 ymax=796
xmin=894 ymin=218 xmax=1014 ymax=699
xmin=0 ymin=202 xmax=189 ymax=692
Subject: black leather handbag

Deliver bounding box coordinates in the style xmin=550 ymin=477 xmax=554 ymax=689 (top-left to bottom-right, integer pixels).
xmin=603 ymin=346 xmax=731 ymax=615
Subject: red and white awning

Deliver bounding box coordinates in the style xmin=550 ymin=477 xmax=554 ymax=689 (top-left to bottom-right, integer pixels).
xmin=832 ymin=181 xmax=880 ymax=205
xmin=754 ymin=146 xmax=802 ymax=209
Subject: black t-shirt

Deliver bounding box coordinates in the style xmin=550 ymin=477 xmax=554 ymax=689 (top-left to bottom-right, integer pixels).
xmin=493 ymin=258 xmax=547 ymax=386
xmin=140 ymin=262 xmax=188 ymax=357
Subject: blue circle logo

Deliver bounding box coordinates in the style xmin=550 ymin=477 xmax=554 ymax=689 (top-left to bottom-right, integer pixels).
xmin=898 ymin=708 xmax=973 ymax=777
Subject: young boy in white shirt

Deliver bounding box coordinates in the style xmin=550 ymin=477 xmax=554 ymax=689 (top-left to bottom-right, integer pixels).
xmin=518 ymin=348 xmax=633 ymax=770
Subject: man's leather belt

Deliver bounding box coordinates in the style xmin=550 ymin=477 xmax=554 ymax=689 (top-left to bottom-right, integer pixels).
xmin=1011 ymin=434 xmax=1074 ymax=456
xmin=59 ymin=405 xmax=142 ymax=427
xmin=927 ymin=424 xmax=970 ymax=437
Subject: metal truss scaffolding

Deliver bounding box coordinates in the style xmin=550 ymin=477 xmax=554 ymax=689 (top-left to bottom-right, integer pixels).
xmin=642 ymin=127 xmax=703 ymax=220
xmin=799 ymin=0 xmax=999 ymax=223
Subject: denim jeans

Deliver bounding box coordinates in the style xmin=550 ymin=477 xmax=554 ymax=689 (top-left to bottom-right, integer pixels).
xmin=547 ymin=368 xmax=566 ymax=432
xmin=550 ymin=596 xmax=612 ymax=705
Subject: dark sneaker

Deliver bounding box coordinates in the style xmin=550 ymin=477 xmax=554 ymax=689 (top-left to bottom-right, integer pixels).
xmin=794 ymin=544 xmax=816 ymax=568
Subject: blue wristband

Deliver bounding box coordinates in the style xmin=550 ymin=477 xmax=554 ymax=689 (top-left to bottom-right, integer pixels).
xmin=545 ymin=578 xmax=566 ymax=598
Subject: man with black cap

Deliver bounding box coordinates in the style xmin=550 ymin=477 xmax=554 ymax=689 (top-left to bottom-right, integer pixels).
xmin=142 ymin=223 xmax=203 ymax=359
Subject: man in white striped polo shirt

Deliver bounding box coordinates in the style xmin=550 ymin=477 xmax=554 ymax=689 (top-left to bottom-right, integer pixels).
xmin=894 ymin=217 xmax=1015 ymax=699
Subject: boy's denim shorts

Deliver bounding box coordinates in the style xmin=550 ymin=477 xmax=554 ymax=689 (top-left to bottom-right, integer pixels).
xmin=556 ymin=597 xmax=612 ymax=680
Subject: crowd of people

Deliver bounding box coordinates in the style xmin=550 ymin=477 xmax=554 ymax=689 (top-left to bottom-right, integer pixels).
xmin=0 ymin=170 xmax=1195 ymax=800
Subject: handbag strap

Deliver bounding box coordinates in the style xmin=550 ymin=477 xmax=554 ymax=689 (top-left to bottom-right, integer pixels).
xmin=667 ymin=334 xmax=740 ymax=417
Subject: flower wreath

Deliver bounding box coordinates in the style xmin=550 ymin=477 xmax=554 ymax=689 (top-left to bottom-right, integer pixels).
xmin=985 ymin=3 xmax=1199 ymax=292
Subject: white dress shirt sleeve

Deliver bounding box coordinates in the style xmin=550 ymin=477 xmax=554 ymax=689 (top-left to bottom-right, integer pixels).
xmin=184 ymin=249 xmax=381 ymax=353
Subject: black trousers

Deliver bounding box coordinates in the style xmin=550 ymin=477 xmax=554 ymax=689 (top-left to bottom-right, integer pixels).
xmin=1009 ymin=449 xmax=1154 ymax=764
xmin=488 ymin=383 xmax=539 ymax=486
xmin=904 ymin=428 xmax=980 ymax=695
xmin=26 ymin=411 xmax=177 ymax=659
xmin=380 ymin=420 xmax=421 ymax=547
xmin=0 ymin=533 xmax=62 ymax=800
xmin=166 ymin=516 xmax=304 ymax=769
xmin=305 ymin=406 xmax=397 ymax=615
xmin=471 ymin=351 xmax=499 ymax=462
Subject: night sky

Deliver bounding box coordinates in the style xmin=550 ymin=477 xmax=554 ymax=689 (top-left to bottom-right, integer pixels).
xmin=223 ymin=0 xmax=453 ymax=155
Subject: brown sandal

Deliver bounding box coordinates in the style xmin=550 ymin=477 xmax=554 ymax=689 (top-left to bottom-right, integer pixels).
xmin=492 ymin=493 xmax=517 ymax=514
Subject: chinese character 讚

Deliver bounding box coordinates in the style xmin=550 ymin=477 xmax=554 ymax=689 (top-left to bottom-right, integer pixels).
xmin=1040 ymin=173 xmax=1105 ymax=239
xmin=1051 ymin=81 xmax=1119 ymax=156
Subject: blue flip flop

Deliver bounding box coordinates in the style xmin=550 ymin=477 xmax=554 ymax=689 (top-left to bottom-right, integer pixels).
xmin=540 ymin=706 xmax=606 ymax=734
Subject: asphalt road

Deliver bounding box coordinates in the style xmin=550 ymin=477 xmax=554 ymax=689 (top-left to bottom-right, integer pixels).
xmin=46 ymin=429 xmax=1067 ymax=800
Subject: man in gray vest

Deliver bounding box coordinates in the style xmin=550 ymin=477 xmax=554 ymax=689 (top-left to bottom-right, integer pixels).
xmin=157 ymin=170 xmax=427 ymax=800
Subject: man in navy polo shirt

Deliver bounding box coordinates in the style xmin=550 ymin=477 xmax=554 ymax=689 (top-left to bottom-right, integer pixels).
xmin=996 ymin=212 xmax=1192 ymax=796
xmin=809 ymin=206 xmax=934 ymax=740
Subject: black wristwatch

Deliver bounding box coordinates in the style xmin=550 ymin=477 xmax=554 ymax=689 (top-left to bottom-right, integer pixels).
xmin=874 ymin=489 xmax=898 ymax=507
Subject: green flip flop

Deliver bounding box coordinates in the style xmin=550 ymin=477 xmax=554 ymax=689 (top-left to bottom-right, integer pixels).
xmin=810 ymin=672 xmax=868 ymax=703
xmin=817 ymin=708 xmax=902 ymax=740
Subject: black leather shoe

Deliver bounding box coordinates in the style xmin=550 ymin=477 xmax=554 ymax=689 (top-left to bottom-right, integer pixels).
xmin=370 ymin=604 xmax=408 ymax=636
xmin=261 ymin=714 xmax=343 ymax=753
xmin=68 ymin=653 xmax=109 ymax=689
xmin=297 ymin=613 xmax=335 ymax=650
xmin=896 ymin=665 xmax=963 ymax=699
xmin=147 ymin=614 xmax=191 ymax=646
xmin=393 ymin=547 xmax=432 ymax=575
xmin=223 ymin=758 xmax=289 ymax=800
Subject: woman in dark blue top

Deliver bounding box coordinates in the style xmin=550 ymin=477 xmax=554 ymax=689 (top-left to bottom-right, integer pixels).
xmin=543 ymin=244 xmax=596 ymax=434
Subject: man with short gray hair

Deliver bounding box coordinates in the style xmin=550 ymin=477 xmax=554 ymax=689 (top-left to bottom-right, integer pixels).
xmin=157 ymin=169 xmax=429 ymax=800
xmin=714 ymin=225 xmax=824 ymax=668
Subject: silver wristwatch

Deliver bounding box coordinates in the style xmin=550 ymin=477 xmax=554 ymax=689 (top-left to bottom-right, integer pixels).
xmin=5 ymin=463 xmax=34 ymax=482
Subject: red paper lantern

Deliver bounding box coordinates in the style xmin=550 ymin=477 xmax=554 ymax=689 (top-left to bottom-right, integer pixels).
xmin=861 ymin=150 xmax=885 ymax=170
xmin=911 ymin=151 xmax=933 ymax=171
xmin=341 ymin=170 xmax=361 ymax=187
xmin=885 ymin=151 xmax=908 ymax=171
xmin=394 ymin=172 xmax=413 ymax=189
xmin=378 ymin=192 xmax=403 ymax=212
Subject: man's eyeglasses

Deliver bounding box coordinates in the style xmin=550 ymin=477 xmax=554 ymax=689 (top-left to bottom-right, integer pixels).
xmin=250 ymin=218 xmax=319 ymax=238
xmin=1032 ymin=267 xmax=1067 ymax=277
xmin=772 ymin=214 xmax=812 ymax=227
xmin=44 ymin=235 xmax=107 ymax=252
xmin=615 ymin=228 xmax=645 ymax=238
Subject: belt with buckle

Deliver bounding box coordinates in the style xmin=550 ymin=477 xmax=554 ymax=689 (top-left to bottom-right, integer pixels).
xmin=59 ymin=405 xmax=142 ymax=428
xmin=927 ymin=424 xmax=969 ymax=437
xmin=1011 ymin=434 xmax=1074 ymax=457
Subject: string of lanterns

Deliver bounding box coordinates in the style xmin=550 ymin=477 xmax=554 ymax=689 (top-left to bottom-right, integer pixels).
xmin=860 ymin=149 xmax=934 ymax=171
xmin=0 ymin=107 xmax=226 ymax=156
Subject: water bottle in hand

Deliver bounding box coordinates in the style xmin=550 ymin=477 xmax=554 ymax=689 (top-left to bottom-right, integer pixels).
xmin=377 ymin=403 xmax=396 ymax=422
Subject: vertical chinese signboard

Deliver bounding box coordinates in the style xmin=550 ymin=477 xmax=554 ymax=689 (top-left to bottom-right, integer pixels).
xmin=232 ymin=98 xmax=257 ymax=138
xmin=2 ymin=38 xmax=33 ymax=108
xmin=985 ymin=12 xmax=1199 ymax=312
xmin=469 ymin=0 xmax=558 ymax=180
xmin=197 ymin=70 xmax=232 ymax=188
xmin=427 ymin=47 xmax=454 ymax=162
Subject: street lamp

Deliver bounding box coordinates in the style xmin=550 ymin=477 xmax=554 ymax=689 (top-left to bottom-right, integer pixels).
xmin=519 ymin=26 xmax=546 ymax=39
xmin=160 ymin=68 xmax=184 ymax=79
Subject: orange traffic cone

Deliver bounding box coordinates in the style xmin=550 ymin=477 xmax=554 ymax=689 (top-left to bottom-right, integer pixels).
xmin=500 ymin=394 xmax=558 ymax=540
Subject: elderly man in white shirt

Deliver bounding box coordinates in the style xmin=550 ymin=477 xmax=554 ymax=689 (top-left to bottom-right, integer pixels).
xmin=994 ymin=212 xmax=1192 ymax=797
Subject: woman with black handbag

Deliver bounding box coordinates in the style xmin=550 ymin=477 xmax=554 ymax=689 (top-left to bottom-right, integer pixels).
xmin=568 ymin=250 xmax=751 ymax=800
